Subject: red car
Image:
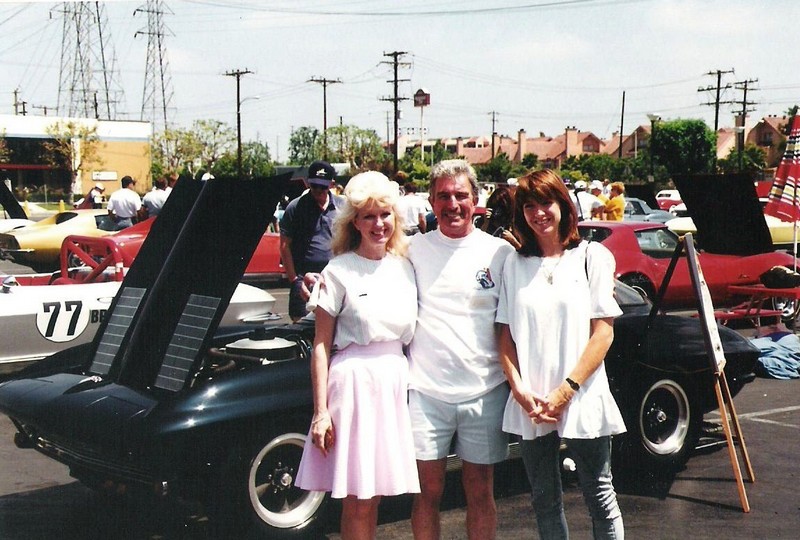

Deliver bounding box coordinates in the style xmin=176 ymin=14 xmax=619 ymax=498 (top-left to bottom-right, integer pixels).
xmin=578 ymin=221 xmax=799 ymax=311
xmin=65 ymin=217 xmax=284 ymax=283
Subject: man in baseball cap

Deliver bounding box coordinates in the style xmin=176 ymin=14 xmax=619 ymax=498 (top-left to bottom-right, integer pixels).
xmin=279 ymin=160 xmax=342 ymax=320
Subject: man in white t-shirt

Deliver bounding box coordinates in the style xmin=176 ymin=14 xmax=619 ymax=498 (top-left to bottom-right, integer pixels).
xmin=396 ymin=182 xmax=429 ymax=235
xmin=570 ymin=180 xmax=604 ymax=221
xmin=407 ymin=159 xmax=514 ymax=540
xmin=106 ymin=175 xmax=143 ymax=230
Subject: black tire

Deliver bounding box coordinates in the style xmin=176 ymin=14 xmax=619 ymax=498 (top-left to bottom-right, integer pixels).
xmin=770 ymin=296 xmax=800 ymax=326
xmin=210 ymin=431 xmax=328 ymax=539
xmin=619 ymin=273 xmax=655 ymax=301
xmin=617 ymin=376 xmax=701 ymax=472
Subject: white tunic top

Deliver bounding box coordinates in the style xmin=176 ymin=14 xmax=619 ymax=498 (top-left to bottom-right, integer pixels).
xmin=496 ymin=241 xmax=626 ymax=440
xmin=317 ymin=252 xmax=417 ymax=350
xmin=408 ymin=228 xmax=514 ymax=403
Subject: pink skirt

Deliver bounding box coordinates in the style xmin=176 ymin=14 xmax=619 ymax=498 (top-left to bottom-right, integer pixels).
xmin=295 ymin=340 xmax=420 ymax=499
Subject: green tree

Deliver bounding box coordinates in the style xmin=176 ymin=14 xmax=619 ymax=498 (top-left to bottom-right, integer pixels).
xmin=150 ymin=127 xmax=185 ymax=179
xmin=398 ymin=142 xmax=457 ymax=187
xmin=650 ymin=118 xmax=716 ymax=178
xmin=288 ymin=126 xmax=320 ymax=166
xmin=317 ymin=125 xmax=389 ymax=171
xmin=0 ymin=129 xmax=10 ymax=163
xmin=717 ymin=142 xmax=767 ymax=175
xmin=43 ymin=120 xmax=103 ymax=202
xmin=520 ymin=152 xmax=539 ymax=170
xmin=474 ymin=153 xmax=530 ymax=183
xmin=212 ymin=141 xmax=275 ymax=178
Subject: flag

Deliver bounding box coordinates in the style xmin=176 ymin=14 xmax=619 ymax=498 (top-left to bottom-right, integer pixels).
xmin=764 ymin=115 xmax=800 ymax=223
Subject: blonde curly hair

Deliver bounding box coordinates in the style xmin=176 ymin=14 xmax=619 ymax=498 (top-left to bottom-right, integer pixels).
xmin=331 ymin=171 xmax=409 ymax=256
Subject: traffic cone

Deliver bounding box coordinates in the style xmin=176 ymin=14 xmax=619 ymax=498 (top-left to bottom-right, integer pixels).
xmin=59 ymin=200 xmax=65 ymax=212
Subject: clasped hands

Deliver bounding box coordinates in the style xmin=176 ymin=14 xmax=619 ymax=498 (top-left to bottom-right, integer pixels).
xmin=515 ymin=386 xmax=572 ymax=425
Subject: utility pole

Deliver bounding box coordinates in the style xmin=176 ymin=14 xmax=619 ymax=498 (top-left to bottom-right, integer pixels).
xmin=618 ymin=91 xmax=625 ymax=158
xmin=698 ymin=68 xmax=735 ymax=132
xmin=732 ymin=78 xmax=759 ymax=172
xmin=225 ymin=68 xmax=253 ymax=178
xmin=489 ymin=111 xmax=499 ymax=158
xmin=380 ymin=51 xmax=410 ymax=172
xmin=308 ymin=77 xmax=341 ymax=161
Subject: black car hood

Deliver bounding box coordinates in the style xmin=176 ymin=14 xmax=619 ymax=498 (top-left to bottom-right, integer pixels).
xmin=0 ymin=173 xmax=290 ymax=448
xmin=672 ymin=173 xmax=773 ymax=255
xmin=625 ymin=184 xmax=658 ymax=210
xmin=0 ymin=181 xmax=27 ymax=219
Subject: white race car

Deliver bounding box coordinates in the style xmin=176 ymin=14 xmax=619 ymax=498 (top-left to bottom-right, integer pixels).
xmin=0 ymin=273 xmax=279 ymax=375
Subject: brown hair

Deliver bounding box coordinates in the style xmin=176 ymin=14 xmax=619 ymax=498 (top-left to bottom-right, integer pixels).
xmin=513 ymin=169 xmax=581 ymax=257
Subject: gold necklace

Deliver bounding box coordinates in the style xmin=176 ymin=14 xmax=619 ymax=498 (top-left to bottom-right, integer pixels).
xmin=540 ymin=254 xmax=563 ymax=284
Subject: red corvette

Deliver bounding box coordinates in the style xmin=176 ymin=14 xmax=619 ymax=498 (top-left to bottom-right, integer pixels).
xmin=65 ymin=217 xmax=284 ymax=283
xmin=578 ymin=221 xmax=799 ymax=310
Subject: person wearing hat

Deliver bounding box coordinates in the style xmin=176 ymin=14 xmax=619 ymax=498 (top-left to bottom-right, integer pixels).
xmin=74 ymin=182 xmax=106 ymax=209
xmin=589 ymin=180 xmax=608 ymax=219
xmin=570 ymin=180 xmax=603 ymax=221
xmin=280 ymin=160 xmax=343 ymax=321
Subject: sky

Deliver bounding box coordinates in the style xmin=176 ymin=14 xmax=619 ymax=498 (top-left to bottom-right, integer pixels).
xmin=2 ymin=0 xmax=799 ymax=162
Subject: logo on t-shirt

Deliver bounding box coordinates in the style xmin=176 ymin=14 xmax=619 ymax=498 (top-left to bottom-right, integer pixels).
xmin=475 ymin=267 xmax=495 ymax=289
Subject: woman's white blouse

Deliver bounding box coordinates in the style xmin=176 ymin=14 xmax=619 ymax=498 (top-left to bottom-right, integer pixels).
xmin=496 ymin=241 xmax=626 ymax=440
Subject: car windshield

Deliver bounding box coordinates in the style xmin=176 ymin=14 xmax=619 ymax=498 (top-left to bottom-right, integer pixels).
xmin=55 ymin=212 xmax=78 ymax=225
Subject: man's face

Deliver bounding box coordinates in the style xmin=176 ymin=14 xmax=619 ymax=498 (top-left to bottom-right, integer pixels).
xmin=430 ymin=173 xmax=476 ymax=239
xmin=307 ymin=181 xmax=332 ymax=206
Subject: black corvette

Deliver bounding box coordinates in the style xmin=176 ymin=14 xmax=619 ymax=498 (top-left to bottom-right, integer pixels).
xmin=0 ymin=175 xmax=758 ymax=538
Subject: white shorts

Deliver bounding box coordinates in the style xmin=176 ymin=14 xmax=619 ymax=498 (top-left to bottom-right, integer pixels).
xmin=409 ymin=383 xmax=509 ymax=465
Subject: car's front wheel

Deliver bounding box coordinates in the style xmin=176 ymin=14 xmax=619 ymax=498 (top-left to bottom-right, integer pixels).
xmin=210 ymin=431 xmax=328 ymax=539
xmin=616 ymin=375 xmax=701 ymax=472
xmin=619 ymin=273 xmax=656 ymax=301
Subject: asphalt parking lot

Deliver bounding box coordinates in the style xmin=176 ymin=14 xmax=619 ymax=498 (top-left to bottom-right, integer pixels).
xmin=1 ymin=264 xmax=798 ymax=539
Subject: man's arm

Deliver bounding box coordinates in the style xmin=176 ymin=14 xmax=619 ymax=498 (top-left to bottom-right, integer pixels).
xmin=279 ymin=235 xmax=298 ymax=282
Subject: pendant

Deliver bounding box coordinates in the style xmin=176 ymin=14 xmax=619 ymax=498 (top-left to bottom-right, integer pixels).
xmin=547 ymin=274 xmax=553 ymax=284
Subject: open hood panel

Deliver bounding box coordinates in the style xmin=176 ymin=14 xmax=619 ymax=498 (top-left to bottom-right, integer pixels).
xmin=0 ymin=181 xmax=27 ymax=219
xmin=672 ymin=173 xmax=773 ymax=255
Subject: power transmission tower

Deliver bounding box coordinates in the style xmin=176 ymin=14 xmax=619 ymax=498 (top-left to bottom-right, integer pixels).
xmin=55 ymin=1 xmax=125 ymax=119
xmin=135 ymin=0 xmax=175 ymax=134
xmin=698 ymin=68 xmax=735 ymax=132
xmin=308 ymin=77 xmax=342 ymax=160
xmin=380 ymin=51 xmax=410 ymax=172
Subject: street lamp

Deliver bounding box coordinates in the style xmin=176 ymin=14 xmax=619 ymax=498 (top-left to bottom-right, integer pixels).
xmin=647 ymin=113 xmax=661 ymax=182
xmin=237 ymin=95 xmax=261 ymax=178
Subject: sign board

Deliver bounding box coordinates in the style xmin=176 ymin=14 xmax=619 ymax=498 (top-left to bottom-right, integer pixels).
xmin=414 ymin=88 xmax=430 ymax=107
xmin=92 ymin=171 xmax=118 ymax=181
xmin=684 ymin=234 xmax=726 ymax=372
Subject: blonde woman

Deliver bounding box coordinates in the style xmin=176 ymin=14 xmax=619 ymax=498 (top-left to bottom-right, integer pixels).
xmin=295 ymin=171 xmax=419 ymax=539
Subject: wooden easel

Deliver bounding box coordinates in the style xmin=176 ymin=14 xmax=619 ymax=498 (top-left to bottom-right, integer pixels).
xmin=682 ymin=234 xmax=755 ymax=512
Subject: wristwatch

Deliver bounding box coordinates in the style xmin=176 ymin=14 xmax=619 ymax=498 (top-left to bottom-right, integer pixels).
xmin=565 ymin=377 xmax=580 ymax=391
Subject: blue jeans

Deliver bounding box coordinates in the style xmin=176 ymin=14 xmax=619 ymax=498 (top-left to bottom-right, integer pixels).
xmin=520 ymin=432 xmax=624 ymax=540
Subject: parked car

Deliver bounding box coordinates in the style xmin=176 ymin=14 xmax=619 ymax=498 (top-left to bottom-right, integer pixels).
xmin=0 ymin=176 xmax=759 ymax=539
xmin=70 ymin=216 xmax=285 ymax=283
xmin=0 ymin=209 xmax=115 ymax=272
xmin=0 ymin=182 xmax=36 ymax=233
xmin=624 ymin=197 xmax=675 ymax=223
xmin=667 ymin=214 xmax=798 ymax=253
xmin=578 ymin=221 xmax=800 ymax=319
xmin=0 ymin=274 xmax=278 ymax=376
xmin=655 ymin=189 xmax=682 ymax=211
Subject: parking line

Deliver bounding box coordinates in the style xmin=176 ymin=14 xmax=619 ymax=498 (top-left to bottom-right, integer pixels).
xmin=709 ymin=405 xmax=800 ymax=430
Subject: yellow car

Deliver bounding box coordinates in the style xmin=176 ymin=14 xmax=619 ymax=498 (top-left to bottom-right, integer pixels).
xmin=0 ymin=209 xmax=115 ymax=272
xmin=667 ymin=214 xmax=798 ymax=251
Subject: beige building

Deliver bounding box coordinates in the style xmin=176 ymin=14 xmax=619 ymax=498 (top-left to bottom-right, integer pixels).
xmin=0 ymin=114 xmax=151 ymax=200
